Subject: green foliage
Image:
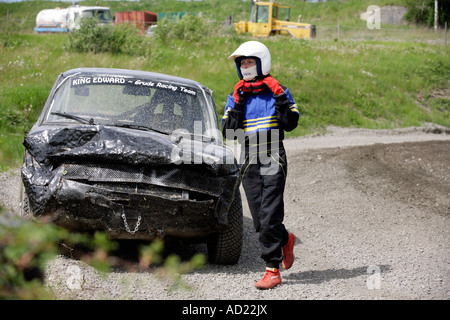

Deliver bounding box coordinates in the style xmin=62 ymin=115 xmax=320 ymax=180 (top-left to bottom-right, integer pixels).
xmin=139 ymin=238 xmax=165 ymax=267
xmin=110 ymin=23 xmax=149 ymax=55
xmin=154 ymin=14 xmax=210 ymax=43
xmin=139 ymin=238 xmax=206 ymax=292
xmin=404 ymin=0 xmax=450 ymax=27
xmin=161 ymin=253 xmax=206 ymax=292
xmin=0 ymin=212 xmax=70 ymax=299
xmin=0 ymin=209 xmax=124 ymax=299
xmin=1 ymin=1 xmax=450 ymax=169
xmin=66 ymin=18 xmax=151 ymax=55
xmin=0 ymin=81 xmax=50 ymax=170
xmin=0 ymin=0 xmax=449 ymax=298
xmin=67 ymin=18 xmax=113 ymax=54
xmin=0 ymin=208 xmax=206 ymax=299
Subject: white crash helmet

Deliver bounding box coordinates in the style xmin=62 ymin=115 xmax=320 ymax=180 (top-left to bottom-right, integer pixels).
xmin=228 ymin=41 xmax=271 ymax=80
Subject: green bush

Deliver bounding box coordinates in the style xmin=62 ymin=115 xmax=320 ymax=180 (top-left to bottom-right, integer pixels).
xmin=0 ymin=207 xmax=206 ymax=299
xmin=0 ymin=84 xmax=49 ymax=170
xmin=110 ymin=23 xmax=146 ymax=55
xmin=66 ymin=18 xmax=149 ymax=55
xmin=67 ymin=18 xmax=113 ymax=54
xmin=0 ymin=211 xmax=70 ymax=299
xmin=404 ymin=0 xmax=450 ymax=27
xmin=154 ymin=15 xmax=210 ymax=43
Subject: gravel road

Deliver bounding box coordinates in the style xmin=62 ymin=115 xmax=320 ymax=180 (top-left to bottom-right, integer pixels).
xmin=1 ymin=125 xmax=449 ymax=300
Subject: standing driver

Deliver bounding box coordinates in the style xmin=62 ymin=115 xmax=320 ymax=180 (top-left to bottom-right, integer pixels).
xmin=222 ymin=41 xmax=299 ymax=289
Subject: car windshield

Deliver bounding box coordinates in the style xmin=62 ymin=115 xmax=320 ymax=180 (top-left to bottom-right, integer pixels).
xmin=44 ymin=74 xmax=215 ymax=137
xmin=81 ymin=9 xmax=113 ymax=22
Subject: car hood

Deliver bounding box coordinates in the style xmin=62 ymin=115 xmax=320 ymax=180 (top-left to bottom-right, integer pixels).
xmin=23 ymin=125 xmax=238 ymax=176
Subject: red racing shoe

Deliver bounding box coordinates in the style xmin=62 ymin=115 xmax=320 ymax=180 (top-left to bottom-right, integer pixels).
xmin=282 ymin=232 xmax=296 ymax=270
xmin=255 ymin=268 xmax=281 ymax=290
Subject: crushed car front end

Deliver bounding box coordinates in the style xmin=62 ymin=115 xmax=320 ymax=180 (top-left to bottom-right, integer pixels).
xmin=21 ymin=68 xmax=241 ymax=242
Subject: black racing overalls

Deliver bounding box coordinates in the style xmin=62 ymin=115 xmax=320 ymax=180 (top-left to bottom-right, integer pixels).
xmin=240 ymin=132 xmax=289 ymax=268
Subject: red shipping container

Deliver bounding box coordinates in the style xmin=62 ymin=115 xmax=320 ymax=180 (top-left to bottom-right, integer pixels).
xmin=115 ymin=11 xmax=157 ymax=33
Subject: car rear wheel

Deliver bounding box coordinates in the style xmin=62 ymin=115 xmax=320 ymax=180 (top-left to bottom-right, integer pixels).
xmin=207 ymin=191 xmax=243 ymax=265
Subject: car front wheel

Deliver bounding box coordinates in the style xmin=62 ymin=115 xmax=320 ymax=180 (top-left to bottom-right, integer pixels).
xmin=207 ymin=192 xmax=243 ymax=265
xmin=19 ymin=181 xmax=33 ymax=220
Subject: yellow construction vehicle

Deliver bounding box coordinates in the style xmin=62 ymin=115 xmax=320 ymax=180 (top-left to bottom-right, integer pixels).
xmin=235 ymin=0 xmax=316 ymax=39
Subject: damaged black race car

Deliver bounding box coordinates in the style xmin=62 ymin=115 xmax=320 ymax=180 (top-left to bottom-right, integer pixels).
xmin=19 ymin=68 xmax=243 ymax=265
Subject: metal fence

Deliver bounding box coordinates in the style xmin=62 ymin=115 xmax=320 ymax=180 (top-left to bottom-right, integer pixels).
xmin=1 ymin=13 xmax=448 ymax=46
xmin=318 ymin=19 xmax=448 ymax=45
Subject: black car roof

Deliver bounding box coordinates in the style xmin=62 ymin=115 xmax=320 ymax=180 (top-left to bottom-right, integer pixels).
xmin=61 ymin=68 xmax=207 ymax=89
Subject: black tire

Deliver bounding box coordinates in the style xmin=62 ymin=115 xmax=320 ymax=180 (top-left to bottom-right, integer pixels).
xmin=207 ymin=191 xmax=243 ymax=265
